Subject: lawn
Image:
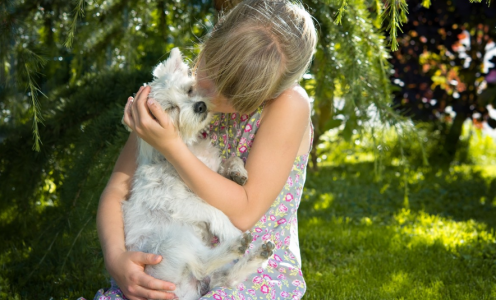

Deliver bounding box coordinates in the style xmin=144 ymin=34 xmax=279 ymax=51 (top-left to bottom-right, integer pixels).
xmin=1 ymin=129 xmax=495 ymax=299
xmin=300 ymin=161 xmax=496 ymax=299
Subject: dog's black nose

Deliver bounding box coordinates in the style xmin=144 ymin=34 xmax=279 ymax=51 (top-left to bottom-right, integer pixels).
xmin=194 ymin=101 xmax=207 ymax=114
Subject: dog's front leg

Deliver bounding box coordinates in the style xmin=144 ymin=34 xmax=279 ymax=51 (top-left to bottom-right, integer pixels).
xmin=219 ymin=156 xmax=248 ymax=186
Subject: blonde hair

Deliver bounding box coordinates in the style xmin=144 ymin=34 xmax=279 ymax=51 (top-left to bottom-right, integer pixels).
xmin=193 ymin=0 xmax=317 ymax=114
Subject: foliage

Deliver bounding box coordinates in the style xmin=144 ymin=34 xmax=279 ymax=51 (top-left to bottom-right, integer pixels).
xmin=389 ymin=0 xmax=496 ymax=160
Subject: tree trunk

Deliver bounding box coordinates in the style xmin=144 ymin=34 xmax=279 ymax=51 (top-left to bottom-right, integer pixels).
xmin=443 ymin=110 xmax=468 ymax=159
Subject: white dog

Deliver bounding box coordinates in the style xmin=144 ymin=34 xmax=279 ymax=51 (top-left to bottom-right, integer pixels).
xmin=122 ymin=48 xmax=274 ymax=300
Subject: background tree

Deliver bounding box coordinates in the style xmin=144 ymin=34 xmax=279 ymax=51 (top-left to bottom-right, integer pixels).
xmin=389 ymin=0 xmax=496 ymax=161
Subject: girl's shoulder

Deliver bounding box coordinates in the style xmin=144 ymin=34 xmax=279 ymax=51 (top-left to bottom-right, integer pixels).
xmin=262 ymin=84 xmax=311 ymax=121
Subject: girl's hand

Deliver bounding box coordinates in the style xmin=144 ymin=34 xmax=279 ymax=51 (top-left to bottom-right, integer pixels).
xmin=123 ymin=85 xmax=181 ymax=153
xmin=106 ymin=250 xmax=177 ymax=300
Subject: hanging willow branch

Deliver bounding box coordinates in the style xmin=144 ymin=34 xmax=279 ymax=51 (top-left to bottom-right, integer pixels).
xmin=20 ymin=48 xmax=47 ymax=151
xmin=65 ymin=0 xmax=86 ymax=48
xmin=382 ymin=0 xmax=408 ymax=51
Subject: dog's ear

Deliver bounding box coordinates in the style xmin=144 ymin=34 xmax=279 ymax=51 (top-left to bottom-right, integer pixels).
xmin=153 ymin=48 xmax=188 ymax=78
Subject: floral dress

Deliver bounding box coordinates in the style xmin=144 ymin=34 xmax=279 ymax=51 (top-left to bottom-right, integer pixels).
xmin=86 ymin=102 xmax=312 ymax=300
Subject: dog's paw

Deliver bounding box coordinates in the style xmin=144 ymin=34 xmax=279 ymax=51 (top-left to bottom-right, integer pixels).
xmin=230 ymin=171 xmax=248 ymax=186
xmin=237 ymin=232 xmax=253 ymax=254
xmin=259 ymin=240 xmax=275 ymax=259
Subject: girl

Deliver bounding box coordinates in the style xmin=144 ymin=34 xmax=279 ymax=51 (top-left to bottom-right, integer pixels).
xmin=92 ymin=1 xmax=317 ymax=299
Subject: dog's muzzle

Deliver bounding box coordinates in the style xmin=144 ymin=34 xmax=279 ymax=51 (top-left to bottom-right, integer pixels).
xmin=194 ymin=102 xmax=207 ymax=114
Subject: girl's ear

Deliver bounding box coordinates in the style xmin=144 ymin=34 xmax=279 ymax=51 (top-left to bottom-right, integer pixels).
xmin=153 ymin=47 xmax=188 ymax=78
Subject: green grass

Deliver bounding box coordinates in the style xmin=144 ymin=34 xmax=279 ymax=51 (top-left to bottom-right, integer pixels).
xmin=1 ymin=127 xmax=495 ymax=299
xmin=300 ymin=161 xmax=496 ymax=299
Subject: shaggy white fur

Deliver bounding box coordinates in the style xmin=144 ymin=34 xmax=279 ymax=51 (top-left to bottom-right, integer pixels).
xmin=121 ymin=48 xmax=274 ymax=300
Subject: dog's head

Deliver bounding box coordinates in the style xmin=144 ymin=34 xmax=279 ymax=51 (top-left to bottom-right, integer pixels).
xmin=148 ymin=48 xmax=212 ymax=145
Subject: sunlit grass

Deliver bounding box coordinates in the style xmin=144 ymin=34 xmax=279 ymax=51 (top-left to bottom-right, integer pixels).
xmin=300 ymin=132 xmax=496 ymax=299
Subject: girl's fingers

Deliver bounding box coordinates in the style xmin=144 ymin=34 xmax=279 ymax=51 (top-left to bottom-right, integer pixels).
xmin=123 ymin=97 xmax=135 ymax=129
xmin=131 ymin=85 xmax=146 ymax=126
xmin=132 ymin=285 xmax=177 ymax=300
xmin=136 ymin=273 xmax=176 ymax=293
xmin=147 ymin=98 xmax=169 ymax=128
xmin=135 ymin=86 xmax=154 ymax=124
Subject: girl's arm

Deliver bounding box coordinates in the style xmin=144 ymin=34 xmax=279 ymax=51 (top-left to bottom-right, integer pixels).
xmin=124 ymin=86 xmax=310 ymax=231
xmin=97 ymin=130 xmax=176 ymax=300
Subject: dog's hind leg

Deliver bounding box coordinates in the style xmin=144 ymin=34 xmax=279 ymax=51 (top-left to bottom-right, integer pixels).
xmin=209 ymin=240 xmax=275 ymax=288
xmin=202 ymin=232 xmax=252 ymax=276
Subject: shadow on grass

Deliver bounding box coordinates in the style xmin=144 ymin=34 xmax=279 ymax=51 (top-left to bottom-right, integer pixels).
xmin=301 ymin=162 xmax=496 ymax=230
xmin=299 ymin=162 xmax=496 ymax=299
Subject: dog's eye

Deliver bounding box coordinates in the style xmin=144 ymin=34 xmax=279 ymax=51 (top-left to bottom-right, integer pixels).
xmin=187 ymin=86 xmax=194 ymax=96
xmin=187 ymin=69 xmax=192 ymax=77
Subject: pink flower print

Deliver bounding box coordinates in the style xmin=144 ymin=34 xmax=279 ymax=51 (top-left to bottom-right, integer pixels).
xmin=280 ymin=291 xmax=289 ymax=298
xmin=201 ymin=131 xmax=207 ymax=139
xmin=298 ymin=269 xmax=303 ymax=276
xmin=284 ymin=236 xmax=290 ymax=245
xmin=295 ymin=174 xmax=300 ymax=183
xmin=285 ymin=193 xmax=294 ymax=202
xmin=252 ymin=234 xmax=259 ymax=241
xmin=296 ymin=188 xmax=301 ymax=196
xmin=257 ymin=267 xmax=264 ymax=274
xmin=222 ymin=134 xmax=227 ymax=142
xmin=277 ymin=218 xmax=286 ymax=225
xmin=292 ymin=280 xmax=302 ymax=287
xmin=275 ymin=232 xmax=280 ymax=241
xmin=221 ymin=125 xmax=225 ymax=130
xmin=228 ymin=144 xmax=231 ymax=149
xmin=210 ymin=124 xmax=214 ymax=130
xmin=274 ymin=254 xmax=282 ymax=262
xmin=214 ymin=120 xmax=219 ymax=126
xmin=239 ymin=145 xmax=247 ymax=153
xmin=263 ymin=274 xmax=272 ymax=281
xmin=260 ymin=284 xmax=270 ymax=294
xmin=260 ymin=215 xmax=267 ymax=223
xmin=262 ymin=233 xmax=271 ymax=241
xmin=98 ymin=297 xmax=111 ymax=300
xmin=253 ymin=276 xmax=263 ymax=284
xmin=240 ymin=137 xmax=247 ymax=145
xmin=277 ymin=274 xmax=286 ymax=280
xmin=289 ymin=252 xmax=295 ymax=259
xmin=278 ymin=267 xmax=286 ymax=273
xmin=269 ymin=215 xmax=276 ymax=221
xmin=218 ymin=290 xmax=227 ymax=297
xmin=248 ymin=289 xmax=256 ymax=296
xmin=238 ymin=283 xmax=245 ymax=291
xmin=244 ymin=124 xmax=252 ymax=132
xmin=239 ymin=295 xmax=245 ymax=300
xmin=249 ymin=133 xmax=254 ymax=139
xmin=268 ymin=259 xmax=278 ymax=268
xmin=247 ymin=140 xmax=253 ymax=147
xmin=277 ymin=241 xmax=283 ymax=249
xmin=287 ymin=176 xmax=293 ymax=187
xmin=212 ymin=293 xmax=222 ymax=300
xmin=293 ymin=290 xmax=303 ymax=298
xmin=271 ymin=288 xmax=276 ymax=299
xmin=231 ymin=113 xmax=237 ymax=119
xmin=279 ymin=204 xmax=288 ymax=213
xmin=255 ymin=227 xmax=262 ymax=233
xmin=236 ymin=129 xmax=242 ymax=137
xmin=212 ymin=133 xmax=218 ymax=141
xmin=256 ymin=119 xmax=261 ymax=127
xmin=241 ymin=114 xmax=248 ymax=121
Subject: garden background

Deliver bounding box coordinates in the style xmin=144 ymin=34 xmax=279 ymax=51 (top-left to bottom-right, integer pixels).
xmin=1 ymin=0 xmax=496 ymax=299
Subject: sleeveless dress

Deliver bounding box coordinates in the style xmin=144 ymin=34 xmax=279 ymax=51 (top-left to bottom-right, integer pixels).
xmin=86 ymin=101 xmax=312 ymax=300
